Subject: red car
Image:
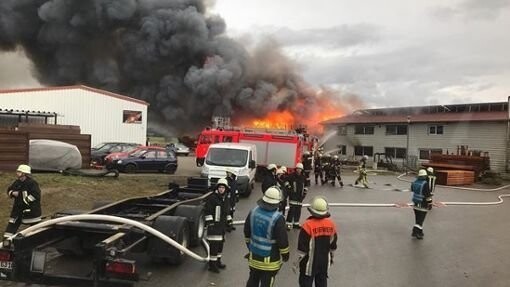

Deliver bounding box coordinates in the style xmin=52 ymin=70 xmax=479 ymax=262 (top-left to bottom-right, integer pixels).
xmin=104 ymin=146 xmax=166 ymax=169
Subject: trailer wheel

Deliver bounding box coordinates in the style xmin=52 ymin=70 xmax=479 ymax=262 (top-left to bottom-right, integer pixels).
xmin=174 ymin=205 xmax=205 ymax=247
xmin=148 ymin=216 xmax=189 ymax=265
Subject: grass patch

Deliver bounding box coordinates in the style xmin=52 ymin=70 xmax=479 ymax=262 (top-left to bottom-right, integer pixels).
xmin=0 ymin=172 xmax=188 ymax=232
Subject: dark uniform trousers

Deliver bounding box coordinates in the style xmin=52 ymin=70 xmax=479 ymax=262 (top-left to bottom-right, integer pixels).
xmin=299 ymin=272 xmax=328 ymax=287
xmin=246 ymin=268 xmax=279 ymax=287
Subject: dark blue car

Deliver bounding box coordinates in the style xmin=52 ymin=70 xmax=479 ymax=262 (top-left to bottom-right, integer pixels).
xmin=112 ymin=149 xmax=178 ymax=174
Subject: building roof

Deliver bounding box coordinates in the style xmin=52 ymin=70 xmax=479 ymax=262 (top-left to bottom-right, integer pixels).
xmin=0 ymin=85 xmax=149 ymax=106
xmin=322 ymin=101 xmax=509 ymax=125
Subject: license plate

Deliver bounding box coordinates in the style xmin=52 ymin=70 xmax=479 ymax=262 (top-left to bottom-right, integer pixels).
xmin=0 ymin=261 xmax=12 ymax=270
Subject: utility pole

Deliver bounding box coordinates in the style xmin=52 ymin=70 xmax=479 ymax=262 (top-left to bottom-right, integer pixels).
xmin=406 ymin=115 xmax=411 ymax=175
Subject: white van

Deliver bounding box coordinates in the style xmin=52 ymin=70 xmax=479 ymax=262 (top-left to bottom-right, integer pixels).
xmin=200 ymin=143 xmax=257 ymax=196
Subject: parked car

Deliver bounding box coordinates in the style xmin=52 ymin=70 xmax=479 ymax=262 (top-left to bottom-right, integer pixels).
xmin=111 ymin=149 xmax=178 ymax=173
xmin=166 ymin=142 xmax=191 ymax=156
xmin=91 ymin=142 xmax=140 ymax=166
xmin=104 ymin=146 xmax=166 ymax=169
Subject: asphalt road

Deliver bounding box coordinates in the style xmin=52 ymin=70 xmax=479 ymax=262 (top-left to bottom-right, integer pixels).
xmin=131 ymin=174 xmax=510 ymax=287
xmin=2 ymin=159 xmax=510 ymax=287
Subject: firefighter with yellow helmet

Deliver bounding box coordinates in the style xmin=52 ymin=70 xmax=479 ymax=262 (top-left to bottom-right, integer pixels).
xmin=204 ymin=178 xmax=231 ymax=272
xmin=244 ymin=187 xmax=289 ymax=286
xmin=4 ymin=164 xmax=42 ymax=239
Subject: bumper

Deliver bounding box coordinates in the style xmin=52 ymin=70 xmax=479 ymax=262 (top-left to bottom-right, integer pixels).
xmin=236 ymin=176 xmax=251 ymax=195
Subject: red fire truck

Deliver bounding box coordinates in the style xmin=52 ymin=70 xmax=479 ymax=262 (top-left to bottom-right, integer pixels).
xmin=195 ymin=127 xmax=312 ymax=173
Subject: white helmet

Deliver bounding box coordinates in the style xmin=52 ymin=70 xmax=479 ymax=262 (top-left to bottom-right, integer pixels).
xmin=418 ymin=169 xmax=428 ymax=177
xmin=296 ymin=162 xmax=304 ymax=170
xmin=280 ymin=166 xmax=287 ymax=173
xmin=216 ymin=178 xmax=229 ymax=188
xmin=16 ymin=164 xmax=31 ymax=174
xmin=426 ymin=167 xmax=434 ymax=174
xmin=276 ymin=168 xmax=285 ymax=175
xmin=362 ymin=155 xmax=369 ymax=160
xmin=225 ymin=168 xmax=236 ymax=176
xmin=308 ymin=196 xmax=329 ymax=216
xmin=267 ymin=163 xmax=277 ymax=171
xmin=263 ymin=187 xmax=281 ymax=205
xmin=333 ymin=155 xmax=339 ymax=160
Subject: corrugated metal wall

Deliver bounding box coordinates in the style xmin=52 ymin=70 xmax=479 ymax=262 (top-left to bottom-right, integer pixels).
xmin=323 ymin=121 xmax=507 ymax=172
xmin=0 ymin=87 xmax=147 ymax=146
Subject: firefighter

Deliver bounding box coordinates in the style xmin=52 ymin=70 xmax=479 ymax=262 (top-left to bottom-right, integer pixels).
xmin=276 ymin=168 xmax=291 ymax=215
xmin=297 ymin=196 xmax=338 ymax=287
xmin=204 ymin=178 xmax=231 ymax=272
xmin=302 ymin=151 xmax=313 ymax=179
xmin=313 ymin=154 xmax=324 ymax=185
xmin=354 ymin=155 xmax=369 ymax=188
xmin=261 ymin=163 xmax=278 ymax=194
xmin=411 ymin=169 xmax=432 ymax=239
xmin=244 ymin=187 xmax=289 ymax=287
xmin=327 ymin=155 xmax=344 ymax=187
xmin=286 ymin=163 xmax=309 ymax=230
xmin=4 ymin=164 xmax=42 ymax=239
xmin=225 ymin=169 xmax=239 ymax=231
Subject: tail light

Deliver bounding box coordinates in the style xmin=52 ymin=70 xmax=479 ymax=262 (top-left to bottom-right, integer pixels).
xmin=105 ymin=259 xmax=137 ymax=280
xmin=0 ymin=250 xmax=13 ymax=261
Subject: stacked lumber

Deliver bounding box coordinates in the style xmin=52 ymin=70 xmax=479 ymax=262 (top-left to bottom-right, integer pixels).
xmin=435 ymin=169 xmax=474 ymax=186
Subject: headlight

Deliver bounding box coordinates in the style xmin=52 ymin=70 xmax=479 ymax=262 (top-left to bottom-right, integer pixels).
xmin=117 ymin=160 xmax=123 ymax=164
xmin=201 ymin=165 xmax=209 ymax=175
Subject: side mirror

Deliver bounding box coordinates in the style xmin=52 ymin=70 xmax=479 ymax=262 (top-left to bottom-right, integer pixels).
xmin=249 ymin=160 xmax=256 ymax=169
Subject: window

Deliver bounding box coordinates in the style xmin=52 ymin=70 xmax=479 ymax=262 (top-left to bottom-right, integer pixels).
xmin=354 ymin=146 xmax=373 ymax=156
xmin=386 ymin=125 xmax=408 ymax=135
xmin=419 ymin=148 xmax=442 ymax=160
xmin=428 ymin=125 xmax=444 ymax=135
xmin=337 ymin=126 xmax=347 ymax=136
xmin=385 ymin=147 xmax=407 ymax=159
xmin=337 ymin=145 xmax=347 ymax=155
xmin=143 ymin=151 xmax=157 ymax=159
xmin=223 ymin=136 xmax=233 ymax=142
xmin=354 ymin=125 xmax=374 ymax=135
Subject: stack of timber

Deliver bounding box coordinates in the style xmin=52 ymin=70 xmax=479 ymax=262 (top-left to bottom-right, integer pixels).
xmin=423 ymin=153 xmax=490 ymax=180
xmin=435 ymin=169 xmax=475 ymax=186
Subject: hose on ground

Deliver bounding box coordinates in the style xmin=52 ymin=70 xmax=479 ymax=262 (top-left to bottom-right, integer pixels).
xmin=61 ymin=169 xmax=119 ymax=178
xmin=2 ymin=214 xmax=210 ymax=262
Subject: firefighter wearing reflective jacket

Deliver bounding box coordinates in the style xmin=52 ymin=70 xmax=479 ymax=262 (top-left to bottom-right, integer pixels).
xmin=226 ymin=169 xmax=239 ymax=231
xmin=204 ymin=178 xmax=231 ymax=273
xmin=297 ymin=197 xmax=338 ymax=287
xmin=4 ymin=164 xmax=42 ymax=239
xmin=411 ymin=169 xmax=432 ymax=240
xmin=286 ymin=163 xmax=309 ymax=230
xmin=244 ymin=187 xmax=290 ymax=287
xmin=354 ymin=155 xmax=369 ymax=188
xmin=426 ymin=167 xmax=437 ymax=210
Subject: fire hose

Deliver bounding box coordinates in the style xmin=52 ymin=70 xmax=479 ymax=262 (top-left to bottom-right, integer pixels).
xmin=1 ymin=214 xmax=211 ymax=263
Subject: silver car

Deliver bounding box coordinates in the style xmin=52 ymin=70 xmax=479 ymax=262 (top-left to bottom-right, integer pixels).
xmin=167 ymin=143 xmax=190 ymax=156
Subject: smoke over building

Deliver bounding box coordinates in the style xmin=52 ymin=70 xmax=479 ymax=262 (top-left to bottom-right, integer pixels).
xmin=0 ymin=0 xmax=352 ymax=134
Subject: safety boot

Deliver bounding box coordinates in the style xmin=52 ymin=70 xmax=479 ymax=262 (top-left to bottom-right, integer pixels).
xmin=208 ymin=261 xmax=220 ymax=273
xmin=293 ymin=223 xmax=300 ymax=229
xmin=217 ymin=259 xmax=226 ymax=269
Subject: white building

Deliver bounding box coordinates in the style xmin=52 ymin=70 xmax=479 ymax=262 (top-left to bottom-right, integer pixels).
xmin=321 ymin=101 xmax=509 ymax=172
xmin=0 ymin=85 xmax=149 ymax=146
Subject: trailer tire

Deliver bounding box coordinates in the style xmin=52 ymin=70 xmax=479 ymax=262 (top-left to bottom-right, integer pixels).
xmin=174 ymin=205 xmax=205 ymax=247
xmin=148 ymin=216 xmax=189 ymax=265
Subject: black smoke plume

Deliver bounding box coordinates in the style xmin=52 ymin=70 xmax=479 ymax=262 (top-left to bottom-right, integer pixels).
xmin=0 ymin=0 xmax=344 ymax=135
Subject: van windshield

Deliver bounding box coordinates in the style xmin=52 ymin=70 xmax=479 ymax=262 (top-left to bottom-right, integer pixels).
xmin=206 ymin=148 xmax=248 ymax=167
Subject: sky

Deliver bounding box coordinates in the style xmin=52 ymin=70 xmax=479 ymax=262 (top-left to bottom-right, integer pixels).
xmin=209 ymin=0 xmax=510 ymax=107
xmin=1 ymin=0 xmax=509 ymax=109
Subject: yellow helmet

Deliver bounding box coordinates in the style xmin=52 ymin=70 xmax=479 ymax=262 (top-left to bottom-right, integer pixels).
xmin=216 ymin=178 xmax=229 ymax=188
xmin=263 ymin=187 xmax=281 ymax=205
xmin=16 ymin=164 xmax=31 ymax=174
xmin=308 ymin=196 xmax=329 ymax=216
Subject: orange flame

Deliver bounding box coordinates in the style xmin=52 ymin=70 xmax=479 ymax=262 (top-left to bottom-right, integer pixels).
xmin=251 ymin=111 xmax=295 ymax=130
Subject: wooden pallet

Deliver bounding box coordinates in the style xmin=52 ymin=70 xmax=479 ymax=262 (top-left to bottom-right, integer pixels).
xmin=435 ymin=169 xmax=474 ymax=186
